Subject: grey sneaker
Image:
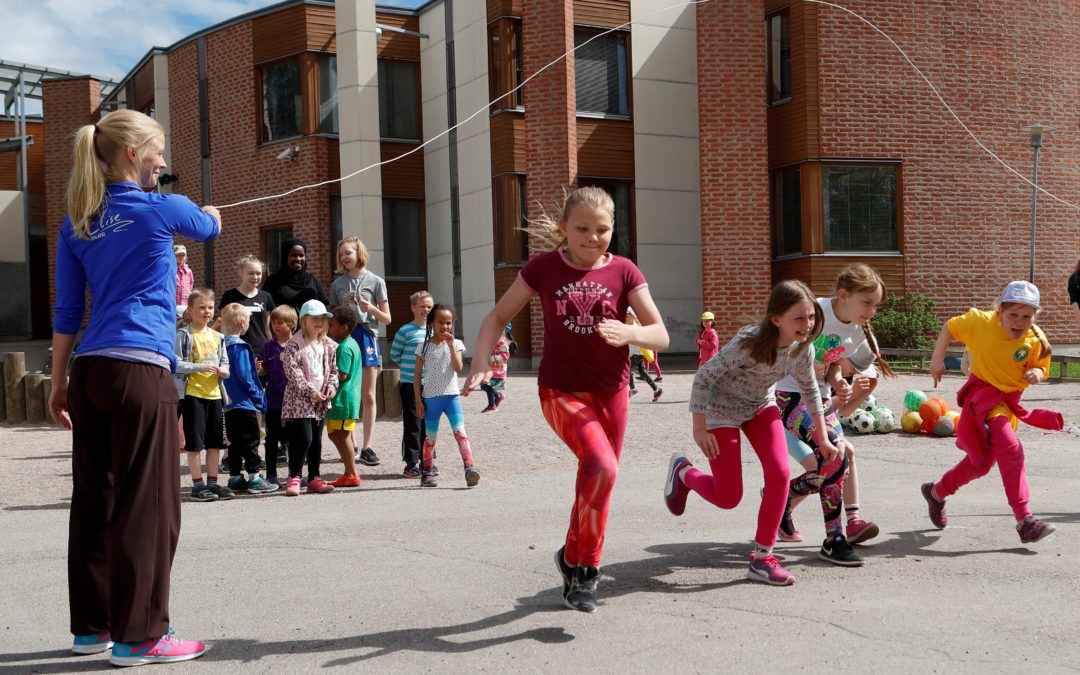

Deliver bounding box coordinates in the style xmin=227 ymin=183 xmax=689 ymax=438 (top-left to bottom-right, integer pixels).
xmin=189 ymin=485 xmax=218 ymax=502
xmin=358 ymin=448 xmax=381 ymax=466
xmin=1017 ymin=516 xmax=1056 ymax=544
xmin=246 ymin=476 xmax=279 ymax=494
xmin=421 ymin=473 xmax=438 ymax=488
xmin=465 ymin=465 xmax=480 ymax=487
xmin=565 ymin=566 xmax=600 ymax=612
xmin=207 ymin=483 xmax=235 ymax=501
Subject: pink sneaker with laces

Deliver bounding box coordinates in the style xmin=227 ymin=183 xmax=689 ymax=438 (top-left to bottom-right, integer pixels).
xmin=746 ymin=552 xmax=795 ymax=586
xmin=109 ymin=627 xmax=206 ymax=667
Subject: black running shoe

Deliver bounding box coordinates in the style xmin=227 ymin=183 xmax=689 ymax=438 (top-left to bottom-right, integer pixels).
xmin=189 ymin=485 xmax=218 ymax=502
xmin=358 ymin=448 xmax=381 ymax=466
xmin=818 ymin=534 xmax=864 ymax=567
xmin=554 ymin=547 xmax=574 ymax=599
xmin=565 ymin=566 xmax=600 ymax=612
xmin=207 ymin=483 xmax=235 ymax=501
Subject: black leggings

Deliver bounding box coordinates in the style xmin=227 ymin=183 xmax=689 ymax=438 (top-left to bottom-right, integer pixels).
xmin=628 ymin=355 xmax=658 ymax=392
xmin=286 ymin=418 xmax=325 ymax=480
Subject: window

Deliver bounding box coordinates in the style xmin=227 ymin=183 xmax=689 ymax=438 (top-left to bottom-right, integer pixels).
xmin=823 ymin=165 xmax=898 ymax=251
xmin=263 ymin=226 xmax=294 ymax=276
xmin=574 ymin=29 xmax=629 ymax=117
xmin=577 ymin=178 xmax=634 ymax=260
xmin=319 ymin=56 xmax=338 ymax=134
xmin=488 ymin=18 xmax=524 ymax=110
xmin=771 ymin=167 xmax=802 ymax=256
xmin=382 ymin=198 xmax=424 ymax=278
xmin=378 ymin=61 xmax=420 ymax=141
xmin=493 ymin=174 xmax=528 ymax=264
xmin=767 ymin=11 xmax=792 ymax=104
xmin=262 ymin=59 xmax=302 ymax=141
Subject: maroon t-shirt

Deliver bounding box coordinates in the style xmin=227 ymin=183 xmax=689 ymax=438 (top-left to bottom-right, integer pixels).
xmin=519 ymin=250 xmax=648 ymax=393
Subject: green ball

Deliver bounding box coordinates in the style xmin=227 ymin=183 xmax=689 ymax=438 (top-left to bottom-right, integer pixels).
xmin=904 ymin=390 xmax=928 ymax=413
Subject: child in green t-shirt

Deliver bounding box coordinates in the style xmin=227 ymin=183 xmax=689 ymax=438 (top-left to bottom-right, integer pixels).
xmin=327 ymin=305 xmax=363 ymax=487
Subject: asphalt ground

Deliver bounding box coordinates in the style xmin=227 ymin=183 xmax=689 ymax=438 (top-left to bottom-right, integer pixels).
xmin=2 ymin=370 xmax=1080 ymax=673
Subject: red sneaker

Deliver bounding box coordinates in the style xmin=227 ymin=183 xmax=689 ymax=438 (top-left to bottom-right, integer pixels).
xmin=846 ymin=517 xmax=880 ymax=544
xmin=921 ymin=482 xmax=947 ymax=529
xmin=330 ymin=474 xmax=361 ymax=488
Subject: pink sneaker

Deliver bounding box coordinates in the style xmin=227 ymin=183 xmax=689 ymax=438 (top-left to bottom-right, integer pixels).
xmin=1017 ymin=515 xmax=1056 ymax=544
xmin=285 ymin=476 xmax=301 ymax=497
xmin=746 ymin=552 xmax=795 ymax=586
xmin=846 ymin=517 xmax=880 ymax=544
xmin=663 ymin=453 xmax=692 ymax=516
xmin=306 ymin=476 xmax=335 ymax=494
xmin=109 ymin=627 xmax=206 ymax=667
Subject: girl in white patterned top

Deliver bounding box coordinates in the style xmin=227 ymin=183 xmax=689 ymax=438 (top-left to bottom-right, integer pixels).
xmin=413 ymin=304 xmax=478 ymax=488
xmin=663 ymin=280 xmax=840 ymax=587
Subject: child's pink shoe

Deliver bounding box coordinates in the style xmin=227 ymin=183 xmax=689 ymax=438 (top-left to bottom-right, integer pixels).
xmin=109 ymin=627 xmax=206 ymax=667
xmin=306 ymin=476 xmax=335 ymax=494
xmin=285 ymin=476 xmax=301 ymax=497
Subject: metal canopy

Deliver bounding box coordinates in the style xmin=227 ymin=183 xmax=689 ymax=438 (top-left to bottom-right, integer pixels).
xmin=0 ymin=59 xmax=118 ymax=105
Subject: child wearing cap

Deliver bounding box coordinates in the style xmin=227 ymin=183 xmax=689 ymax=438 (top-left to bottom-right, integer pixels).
xmin=281 ymin=299 xmax=340 ymax=496
xmin=923 ymin=280 xmax=1064 ymax=545
xmin=697 ymin=311 xmax=719 ymax=366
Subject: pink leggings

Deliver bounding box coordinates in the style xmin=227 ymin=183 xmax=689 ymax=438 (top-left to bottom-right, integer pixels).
xmin=539 ymin=386 xmax=628 ymax=569
xmin=681 ymin=406 xmax=791 ymax=548
xmin=934 ymin=415 xmax=1031 ymax=520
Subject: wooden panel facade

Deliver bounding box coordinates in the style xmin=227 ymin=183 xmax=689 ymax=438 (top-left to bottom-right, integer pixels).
xmin=494 ymin=266 xmax=532 ymax=354
xmin=576 ymin=118 xmax=634 ymax=178
xmin=307 ymin=5 xmax=337 ymax=52
xmin=326 ymin=138 xmax=340 ymax=195
xmin=0 ymin=120 xmax=45 ymax=197
xmin=772 ymin=255 xmax=906 ymax=297
xmin=252 ymin=5 xmax=309 ymax=63
xmin=766 ymin=2 xmax=820 ymax=168
xmin=377 ymin=14 xmax=421 ymax=59
xmin=573 ymin=0 xmax=630 ymax=27
xmin=386 ymin=280 xmax=428 ymax=342
xmin=130 ymin=60 xmax=156 ymax=113
xmin=489 ymin=111 xmax=525 ymax=175
xmin=488 ymin=0 xmax=523 ymax=19
xmin=381 ymin=142 xmax=425 ymax=199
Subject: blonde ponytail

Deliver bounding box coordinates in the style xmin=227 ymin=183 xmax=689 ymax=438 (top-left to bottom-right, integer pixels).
xmin=523 ymin=185 xmax=616 ymax=253
xmin=65 ymin=125 xmax=107 ymax=239
xmin=65 ymin=109 xmax=164 ymax=239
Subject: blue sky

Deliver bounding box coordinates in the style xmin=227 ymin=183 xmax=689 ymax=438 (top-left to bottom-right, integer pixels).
xmin=1 ymin=0 xmax=430 ymax=83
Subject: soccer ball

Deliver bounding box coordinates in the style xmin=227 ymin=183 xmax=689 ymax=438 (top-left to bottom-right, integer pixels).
xmin=849 ymin=409 xmax=876 ymax=434
xmin=861 ymin=395 xmax=878 ymax=412
xmin=872 ymin=407 xmax=896 ymax=433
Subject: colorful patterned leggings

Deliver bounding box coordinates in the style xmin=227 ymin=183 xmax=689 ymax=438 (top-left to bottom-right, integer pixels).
xmin=680 ymin=406 xmax=791 ymax=549
xmin=421 ymin=394 xmax=474 ymax=474
xmin=776 ymin=390 xmax=849 ymax=539
xmin=539 ymin=386 xmax=629 ymax=568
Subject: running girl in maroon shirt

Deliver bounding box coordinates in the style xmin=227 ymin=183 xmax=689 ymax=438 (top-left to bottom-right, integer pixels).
xmin=464 ymin=186 xmax=669 ymax=613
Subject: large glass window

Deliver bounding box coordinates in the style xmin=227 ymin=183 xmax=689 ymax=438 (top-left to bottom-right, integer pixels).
xmin=767 ymin=11 xmax=792 ymax=104
xmin=488 ymin=18 xmax=524 ymax=111
xmin=493 ymin=174 xmax=528 ymax=265
xmin=574 ymin=29 xmax=629 ymax=117
xmin=771 ymin=167 xmax=802 ymax=256
xmin=577 ymin=178 xmax=634 ymax=260
xmin=382 ymin=199 xmax=424 ymax=278
xmin=319 ymin=56 xmax=338 ymax=134
xmin=263 ymin=226 xmax=294 ymax=276
xmin=378 ymin=61 xmax=420 ymax=141
xmin=262 ymin=59 xmax=301 ymax=142
xmin=824 ymin=165 xmax=898 ymax=251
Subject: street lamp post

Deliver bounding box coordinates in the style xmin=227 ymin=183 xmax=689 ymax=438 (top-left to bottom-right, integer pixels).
xmin=1022 ymin=124 xmax=1054 ymax=283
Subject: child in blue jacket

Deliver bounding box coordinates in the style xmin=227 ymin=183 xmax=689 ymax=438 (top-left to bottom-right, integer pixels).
xmin=221 ymin=304 xmax=278 ymax=494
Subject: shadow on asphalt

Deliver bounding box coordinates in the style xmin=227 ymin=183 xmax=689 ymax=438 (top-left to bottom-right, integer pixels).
xmin=857 ymin=529 xmax=1040 ymax=560
xmin=0 ymin=541 xmax=750 ymax=670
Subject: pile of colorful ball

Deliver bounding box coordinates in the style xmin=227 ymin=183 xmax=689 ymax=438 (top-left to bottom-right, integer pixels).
xmin=899 ymin=390 xmax=960 ymax=437
xmin=840 ymin=395 xmax=896 ymax=434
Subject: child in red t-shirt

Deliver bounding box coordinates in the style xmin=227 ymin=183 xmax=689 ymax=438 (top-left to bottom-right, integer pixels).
xmin=464 ymin=186 xmax=669 ymax=613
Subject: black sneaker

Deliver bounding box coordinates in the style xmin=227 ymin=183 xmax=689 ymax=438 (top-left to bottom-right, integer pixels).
xmin=358 ymin=448 xmax=380 ymax=466
xmin=818 ymin=534 xmax=864 ymax=567
xmin=190 ymin=485 xmax=218 ymax=502
xmin=654 ymin=376 xmax=663 ymax=383
xmin=565 ymin=566 xmax=600 ymax=612
xmin=421 ymin=473 xmax=438 ymax=488
xmin=207 ymin=483 xmax=235 ymax=501
xmin=227 ymin=476 xmax=250 ymax=493
xmin=778 ymin=499 xmax=803 ymax=542
xmin=219 ymin=457 xmax=230 ymax=473
xmin=554 ymin=547 xmax=574 ymax=599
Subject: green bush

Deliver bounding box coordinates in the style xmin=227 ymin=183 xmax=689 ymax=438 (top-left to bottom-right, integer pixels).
xmin=871 ymin=293 xmax=939 ymax=350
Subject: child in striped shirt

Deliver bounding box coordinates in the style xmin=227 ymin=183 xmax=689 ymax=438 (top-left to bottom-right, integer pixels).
xmin=390 ymin=291 xmax=434 ymax=477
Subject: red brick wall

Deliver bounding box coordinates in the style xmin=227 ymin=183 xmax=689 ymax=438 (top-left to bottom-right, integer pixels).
xmin=168 ymin=21 xmax=336 ymax=299
xmin=42 ymin=77 xmax=102 ymax=328
xmin=814 ymin=0 xmax=1080 ymax=340
xmin=522 ymin=0 xmax=578 ymax=356
xmin=696 ymin=1 xmax=772 ymax=338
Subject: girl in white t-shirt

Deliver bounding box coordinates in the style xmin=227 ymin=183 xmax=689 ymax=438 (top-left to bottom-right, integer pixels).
xmin=775 ymin=264 xmax=895 ymax=550
xmin=414 ymin=304 xmax=478 ymax=488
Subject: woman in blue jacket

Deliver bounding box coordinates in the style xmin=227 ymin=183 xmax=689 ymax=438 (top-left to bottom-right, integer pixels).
xmin=49 ymin=109 xmax=220 ymax=667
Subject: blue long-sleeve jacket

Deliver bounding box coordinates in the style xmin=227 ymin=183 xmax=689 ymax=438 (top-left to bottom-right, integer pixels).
xmin=222 ymin=336 xmax=266 ymax=412
xmin=53 ymin=182 xmax=220 ymax=371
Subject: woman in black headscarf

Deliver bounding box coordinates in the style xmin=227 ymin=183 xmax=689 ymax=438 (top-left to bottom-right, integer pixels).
xmin=262 ymin=237 xmax=329 ymax=313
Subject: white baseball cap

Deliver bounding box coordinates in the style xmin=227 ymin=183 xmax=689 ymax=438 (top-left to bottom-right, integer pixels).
xmin=999 ymin=280 xmax=1040 ymax=309
xmin=173 ymin=244 xmax=187 ymax=255
xmin=299 ymin=299 xmax=333 ymax=320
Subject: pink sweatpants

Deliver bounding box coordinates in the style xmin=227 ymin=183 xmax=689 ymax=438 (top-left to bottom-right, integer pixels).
xmin=934 ymin=415 xmax=1031 ymax=520
xmin=539 ymin=386 xmax=629 ymax=569
xmin=681 ymin=406 xmax=791 ymax=548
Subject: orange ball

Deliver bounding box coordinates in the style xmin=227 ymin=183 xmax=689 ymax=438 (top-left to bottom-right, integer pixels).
xmin=919 ymin=401 xmax=942 ymax=424
xmin=921 ymin=416 xmax=936 ymax=434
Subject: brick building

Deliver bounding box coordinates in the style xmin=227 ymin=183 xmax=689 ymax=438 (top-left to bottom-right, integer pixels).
xmin=38 ymin=0 xmax=1080 ymax=356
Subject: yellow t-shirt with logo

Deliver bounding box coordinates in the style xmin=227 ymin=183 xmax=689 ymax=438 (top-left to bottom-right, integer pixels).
xmin=186 ymin=327 xmax=222 ymax=400
xmin=946 ymin=308 xmax=1050 ymax=425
